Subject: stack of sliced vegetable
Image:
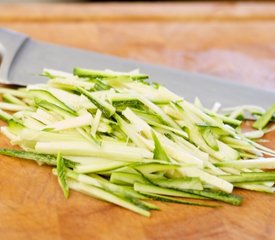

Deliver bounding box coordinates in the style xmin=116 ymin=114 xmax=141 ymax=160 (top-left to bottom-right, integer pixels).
xmin=0 ymin=67 xmax=274 ymax=217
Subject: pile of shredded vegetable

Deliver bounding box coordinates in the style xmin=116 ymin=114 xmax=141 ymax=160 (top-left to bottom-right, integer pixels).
xmin=0 ymin=68 xmax=274 ymax=217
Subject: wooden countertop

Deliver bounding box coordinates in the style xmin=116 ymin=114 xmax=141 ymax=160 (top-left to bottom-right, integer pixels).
xmin=0 ymin=2 xmax=275 ymax=240
xmin=1 ymin=2 xmax=275 ymax=90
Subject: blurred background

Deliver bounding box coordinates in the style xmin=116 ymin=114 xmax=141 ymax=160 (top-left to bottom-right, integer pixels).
xmin=0 ymin=1 xmax=274 ymax=90
xmin=1 ymin=0 xmax=89 ymax=2
xmin=1 ymin=0 xmax=271 ymax=2
xmin=1 ymin=0 xmax=87 ymax=2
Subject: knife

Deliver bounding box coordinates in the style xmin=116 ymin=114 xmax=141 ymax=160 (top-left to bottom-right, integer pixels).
xmin=0 ymin=28 xmax=274 ymax=108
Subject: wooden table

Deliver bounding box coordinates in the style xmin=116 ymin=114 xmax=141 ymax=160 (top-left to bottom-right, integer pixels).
xmin=0 ymin=3 xmax=275 ymax=240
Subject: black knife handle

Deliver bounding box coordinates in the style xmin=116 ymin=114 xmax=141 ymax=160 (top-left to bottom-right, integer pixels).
xmin=0 ymin=28 xmax=29 ymax=82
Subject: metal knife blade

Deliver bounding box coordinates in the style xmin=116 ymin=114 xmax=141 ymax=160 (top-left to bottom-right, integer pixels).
xmin=0 ymin=28 xmax=274 ymax=108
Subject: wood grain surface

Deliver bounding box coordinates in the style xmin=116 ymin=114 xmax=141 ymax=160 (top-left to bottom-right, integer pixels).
xmin=0 ymin=2 xmax=275 ymax=240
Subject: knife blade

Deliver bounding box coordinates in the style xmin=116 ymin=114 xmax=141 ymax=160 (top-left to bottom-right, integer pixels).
xmin=0 ymin=28 xmax=274 ymax=108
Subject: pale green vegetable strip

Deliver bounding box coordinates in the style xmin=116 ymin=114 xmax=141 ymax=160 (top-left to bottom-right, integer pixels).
xmin=56 ymin=153 xmax=69 ymax=198
xmin=68 ymin=179 xmax=150 ymax=217
xmin=77 ymin=87 xmax=115 ymax=118
xmin=0 ymin=109 xmax=12 ymax=122
xmin=2 ymin=93 xmax=27 ymax=106
xmin=91 ymin=109 xmax=101 ymax=137
xmin=0 ymin=87 xmax=28 ymax=98
xmin=215 ymin=158 xmax=275 ymax=169
xmin=0 ymin=102 xmax=32 ymax=111
xmin=179 ymin=167 xmax=233 ymax=193
xmin=45 ymin=113 xmax=92 ymax=131
xmin=134 ymin=183 xmax=207 ymax=200
xmin=253 ymin=104 xmax=275 ymax=130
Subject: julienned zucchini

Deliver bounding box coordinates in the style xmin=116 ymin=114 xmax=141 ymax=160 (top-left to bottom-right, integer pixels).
xmin=68 ymin=179 xmax=151 ymax=217
xmin=253 ymin=104 xmax=275 ymax=130
xmin=184 ymin=189 xmax=243 ymax=206
xmin=0 ymin=148 xmax=75 ymax=168
xmin=220 ymin=172 xmax=275 ymax=183
xmin=0 ymin=109 xmax=12 ymax=122
xmin=73 ymin=67 xmax=149 ymax=80
xmin=29 ymin=89 xmax=76 ymax=116
xmin=0 ymin=67 xmax=274 ymax=217
xmin=77 ymin=87 xmax=116 ymax=118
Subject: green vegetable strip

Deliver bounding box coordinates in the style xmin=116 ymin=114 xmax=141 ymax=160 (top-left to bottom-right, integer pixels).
xmin=142 ymin=192 xmax=218 ymax=208
xmin=73 ymin=67 xmax=148 ymax=80
xmin=36 ymin=100 xmax=76 ymax=118
xmin=56 ymin=153 xmax=69 ymax=198
xmin=220 ymin=172 xmax=275 ymax=183
xmin=138 ymin=95 xmax=181 ymax=130
xmin=150 ymin=177 xmax=203 ymax=191
xmin=68 ymin=179 xmax=150 ymax=217
xmin=110 ymin=172 xmax=149 ymax=186
xmin=200 ymin=127 xmax=219 ymax=151
xmin=77 ymin=87 xmax=115 ymax=118
xmin=2 ymin=93 xmax=27 ymax=106
xmin=152 ymin=130 xmax=170 ymax=162
xmin=134 ymin=182 xmax=208 ymax=200
xmin=0 ymin=102 xmax=31 ymax=111
xmin=0 ymin=148 xmax=75 ymax=168
xmin=0 ymin=148 xmax=57 ymax=165
xmin=253 ymin=104 xmax=275 ymax=130
xmin=185 ymin=189 xmax=243 ymax=206
xmin=29 ymin=89 xmax=76 ymax=115
xmin=68 ymin=171 xmax=148 ymax=201
xmin=0 ymin=109 xmax=12 ymax=122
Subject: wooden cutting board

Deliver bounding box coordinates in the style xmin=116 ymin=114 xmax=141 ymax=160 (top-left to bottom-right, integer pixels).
xmin=0 ymin=122 xmax=275 ymax=240
xmin=1 ymin=3 xmax=275 ymax=240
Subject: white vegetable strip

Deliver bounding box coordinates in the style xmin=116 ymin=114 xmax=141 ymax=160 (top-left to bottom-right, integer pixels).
xmin=44 ymin=113 xmax=92 ymax=131
xmin=23 ymin=117 xmax=45 ymax=130
xmin=211 ymin=102 xmax=221 ymax=113
xmin=49 ymin=88 xmax=86 ymax=110
xmin=156 ymin=133 xmax=204 ymax=168
xmin=229 ymin=108 xmax=244 ymax=119
xmin=115 ymin=114 xmax=149 ymax=149
xmin=180 ymin=101 xmax=236 ymax=136
xmin=48 ymin=78 xmax=95 ymax=89
xmin=19 ymin=129 xmax=84 ymax=142
xmin=90 ymin=109 xmax=101 ymax=137
xmin=122 ymin=107 xmax=152 ymax=138
xmin=179 ymin=167 xmax=234 ymax=193
xmin=0 ymin=109 xmax=12 ymax=121
xmin=137 ymin=95 xmax=181 ymax=130
xmin=215 ymin=158 xmax=275 ymax=169
xmin=0 ymin=87 xmax=28 ymax=98
xmin=0 ymin=127 xmax=20 ymax=143
xmin=242 ymin=130 xmax=264 ymax=139
xmin=0 ymin=102 xmax=32 ymax=111
xmin=31 ymin=108 xmax=60 ymax=125
xmin=125 ymin=82 xmax=181 ymax=103
xmin=222 ymin=105 xmax=265 ymax=114
xmin=173 ymin=135 xmax=209 ymax=162
xmin=74 ymin=161 xmax=129 ymax=173
xmin=35 ymin=141 xmax=151 ymax=160
xmin=101 ymin=141 xmax=153 ymax=158
xmin=43 ymin=68 xmax=75 ymax=78
xmin=64 ymin=156 xmax=124 ymax=164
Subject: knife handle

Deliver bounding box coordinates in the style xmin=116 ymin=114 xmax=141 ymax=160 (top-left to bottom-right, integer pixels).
xmin=0 ymin=28 xmax=29 ymax=82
